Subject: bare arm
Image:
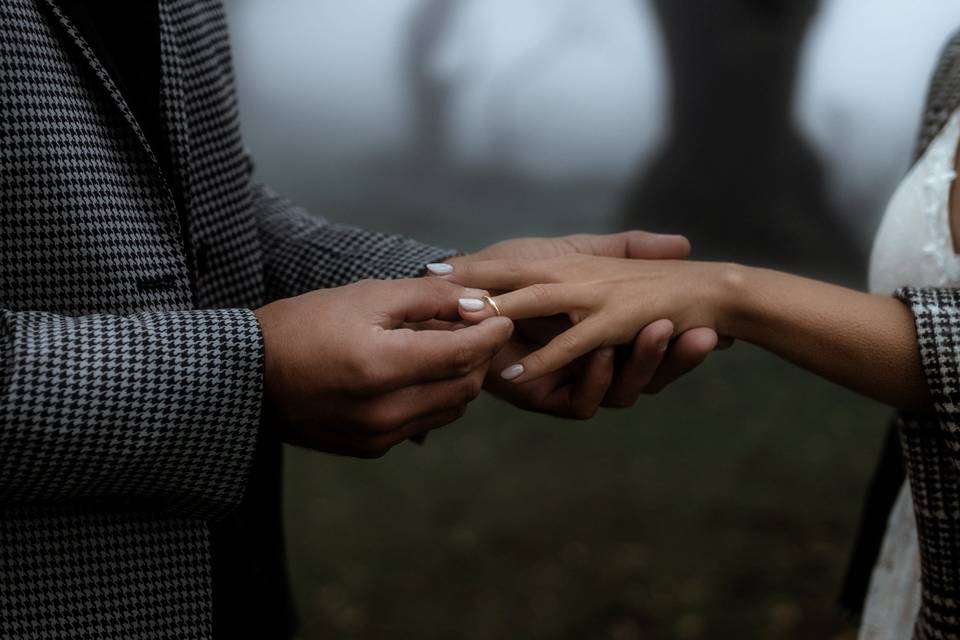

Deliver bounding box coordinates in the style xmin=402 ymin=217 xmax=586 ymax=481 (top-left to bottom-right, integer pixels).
xmin=446 ymin=256 xmax=931 ymax=412
xmin=716 ymin=265 xmax=929 ymax=411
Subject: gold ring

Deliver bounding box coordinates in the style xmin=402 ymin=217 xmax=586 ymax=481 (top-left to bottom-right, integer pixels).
xmin=484 ymin=295 xmax=503 ymax=317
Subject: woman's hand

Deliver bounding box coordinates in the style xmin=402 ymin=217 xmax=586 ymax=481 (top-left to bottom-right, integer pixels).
xmin=448 ymin=255 xmax=738 ymax=383
xmin=446 ymin=253 xmax=932 ymax=411
xmin=430 ymin=231 xmax=725 ymax=413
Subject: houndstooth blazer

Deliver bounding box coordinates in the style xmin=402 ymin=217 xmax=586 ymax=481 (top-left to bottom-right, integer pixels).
xmin=891 ymin=28 xmax=960 ymax=640
xmin=0 ymin=1 xmax=453 ymax=638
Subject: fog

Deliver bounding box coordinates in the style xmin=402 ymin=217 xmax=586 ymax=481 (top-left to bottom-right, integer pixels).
xmin=222 ymin=5 xmax=960 ymax=635
xmin=796 ymin=0 xmax=960 ymax=242
xmin=228 ymin=0 xmax=960 ymax=245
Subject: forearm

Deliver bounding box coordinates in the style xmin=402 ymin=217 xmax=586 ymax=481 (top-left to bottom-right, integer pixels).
xmin=717 ymin=265 xmax=930 ymax=411
xmin=253 ymin=185 xmax=455 ymax=299
xmin=0 ymin=308 xmax=263 ymax=517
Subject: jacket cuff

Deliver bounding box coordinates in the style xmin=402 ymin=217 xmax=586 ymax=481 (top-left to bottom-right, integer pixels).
xmin=255 ymin=185 xmax=457 ymax=298
xmin=0 ymin=308 xmax=264 ymax=520
xmin=895 ymin=287 xmax=960 ymax=421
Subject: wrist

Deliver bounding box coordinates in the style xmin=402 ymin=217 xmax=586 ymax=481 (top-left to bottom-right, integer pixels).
xmin=708 ymin=262 xmax=751 ymax=338
xmin=253 ymin=303 xmax=283 ymax=406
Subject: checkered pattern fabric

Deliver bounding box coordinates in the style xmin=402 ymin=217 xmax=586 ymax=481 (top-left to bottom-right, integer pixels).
xmin=256 ymin=185 xmax=460 ymax=299
xmin=887 ymin=28 xmax=960 ymax=640
xmin=898 ymin=287 xmax=960 ymax=639
xmin=916 ymin=31 xmax=960 ymax=161
xmin=0 ymin=0 xmax=453 ymax=638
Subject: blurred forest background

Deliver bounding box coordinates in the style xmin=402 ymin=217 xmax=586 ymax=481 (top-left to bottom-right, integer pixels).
xmin=225 ymin=0 xmax=960 ymax=638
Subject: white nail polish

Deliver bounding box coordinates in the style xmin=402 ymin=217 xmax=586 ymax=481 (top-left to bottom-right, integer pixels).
xmin=500 ymin=364 xmax=525 ymax=381
xmin=459 ymin=298 xmax=486 ymax=312
xmin=426 ymin=263 xmax=454 ymax=275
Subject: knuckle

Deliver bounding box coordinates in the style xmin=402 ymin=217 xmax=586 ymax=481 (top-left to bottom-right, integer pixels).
xmin=558 ymin=252 xmax=588 ymax=267
xmin=555 ymin=331 xmax=581 ymax=355
xmin=525 ymin=350 xmax=547 ymax=373
xmin=557 ymin=235 xmax=585 ymax=254
xmin=452 ymin=343 xmax=478 ymax=376
xmin=350 ymin=358 xmax=384 ymax=391
xmin=351 ymin=278 xmax=380 ymax=295
xmin=365 ymin=404 xmax=401 ymax=432
xmin=528 ymin=283 xmax=553 ymax=305
xmin=458 ymin=375 xmax=483 ymax=404
xmin=503 ymin=259 xmax=525 ymax=277
xmin=626 ymin=230 xmax=655 ymax=247
xmin=423 ymin=275 xmax=455 ymax=293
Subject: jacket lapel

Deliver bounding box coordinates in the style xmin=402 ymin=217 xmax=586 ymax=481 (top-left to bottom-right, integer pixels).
xmin=915 ymin=29 xmax=960 ymax=161
xmin=38 ymin=0 xmax=160 ymax=169
xmin=39 ymin=0 xmax=192 ymax=270
xmin=157 ymin=0 xmax=193 ymax=222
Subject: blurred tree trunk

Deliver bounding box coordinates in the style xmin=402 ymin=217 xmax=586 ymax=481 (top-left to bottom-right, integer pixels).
xmin=624 ymin=0 xmax=863 ymax=280
xmin=403 ymin=0 xmax=464 ymax=173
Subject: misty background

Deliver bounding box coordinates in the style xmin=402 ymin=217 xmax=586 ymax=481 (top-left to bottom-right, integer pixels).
xmin=224 ymin=1 xmax=960 ymax=638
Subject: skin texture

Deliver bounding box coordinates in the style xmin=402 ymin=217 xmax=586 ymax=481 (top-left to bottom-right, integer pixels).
xmin=255 ymin=278 xmax=513 ymax=458
xmin=449 ymin=255 xmax=932 ymax=412
xmin=445 ymin=232 xmax=724 ymax=418
xmin=256 ymin=231 xmax=724 ymax=459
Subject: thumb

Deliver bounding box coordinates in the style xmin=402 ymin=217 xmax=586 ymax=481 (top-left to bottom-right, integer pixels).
xmin=559 ymin=231 xmax=691 ymax=260
xmin=376 ymin=278 xmax=489 ymax=327
xmin=620 ymin=231 xmax=691 ymax=260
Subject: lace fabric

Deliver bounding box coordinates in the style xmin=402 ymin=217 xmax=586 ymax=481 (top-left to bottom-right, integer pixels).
xmin=869 ymin=108 xmax=960 ymax=296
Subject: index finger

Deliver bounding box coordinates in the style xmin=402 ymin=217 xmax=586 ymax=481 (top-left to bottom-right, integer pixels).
xmin=442 ymin=259 xmax=557 ymax=291
xmin=378 ymin=316 xmax=515 ymax=388
xmin=499 ymin=318 xmax=605 ymax=384
xmin=458 ymin=284 xmax=581 ymax=322
xmin=373 ymin=278 xmax=488 ymax=327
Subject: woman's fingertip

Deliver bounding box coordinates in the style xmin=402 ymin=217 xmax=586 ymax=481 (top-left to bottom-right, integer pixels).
xmin=426 ymin=263 xmax=454 ymax=275
xmin=500 ymin=363 xmax=525 ymax=381
xmin=458 ymin=298 xmax=486 ymax=312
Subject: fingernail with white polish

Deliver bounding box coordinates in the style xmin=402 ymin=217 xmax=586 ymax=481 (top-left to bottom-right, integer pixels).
xmin=459 ymin=298 xmax=486 ymax=312
xmin=426 ymin=263 xmax=454 ymax=275
xmin=501 ymin=364 xmax=525 ymax=381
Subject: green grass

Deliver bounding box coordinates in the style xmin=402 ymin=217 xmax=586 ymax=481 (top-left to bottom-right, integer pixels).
xmin=284 ymin=344 xmax=889 ymax=639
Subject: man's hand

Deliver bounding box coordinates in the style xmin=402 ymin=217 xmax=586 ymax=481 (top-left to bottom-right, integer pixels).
xmin=255 ymin=278 xmax=513 ymax=457
xmin=433 ymin=231 xmax=723 ymax=418
xmin=444 ymin=231 xmax=693 ymax=264
xmin=481 ymin=315 xmax=720 ymax=418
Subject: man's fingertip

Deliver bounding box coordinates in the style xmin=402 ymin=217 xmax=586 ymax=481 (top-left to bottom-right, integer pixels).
xmin=697 ymin=330 xmax=719 ymax=352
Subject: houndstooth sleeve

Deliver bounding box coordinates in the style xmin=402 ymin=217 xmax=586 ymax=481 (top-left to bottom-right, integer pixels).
xmin=0 ymin=307 xmax=263 ymax=520
xmin=253 ymin=184 xmax=458 ymax=299
xmin=896 ymin=287 xmax=960 ymax=427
